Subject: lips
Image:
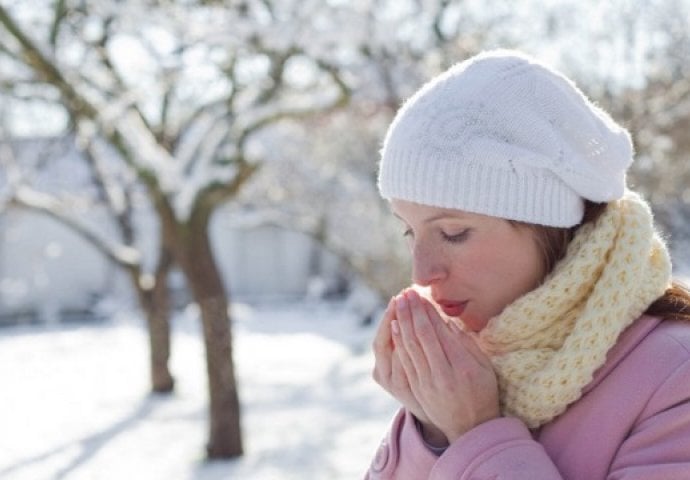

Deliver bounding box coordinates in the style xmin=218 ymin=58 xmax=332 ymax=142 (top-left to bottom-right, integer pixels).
xmin=436 ymin=300 xmax=468 ymax=318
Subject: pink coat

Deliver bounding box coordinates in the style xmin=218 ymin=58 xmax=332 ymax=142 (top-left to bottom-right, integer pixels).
xmin=364 ymin=315 xmax=690 ymax=479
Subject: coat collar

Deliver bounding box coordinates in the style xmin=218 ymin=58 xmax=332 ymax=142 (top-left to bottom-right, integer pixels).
xmin=583 ymin=315 xmax=661 ymax=395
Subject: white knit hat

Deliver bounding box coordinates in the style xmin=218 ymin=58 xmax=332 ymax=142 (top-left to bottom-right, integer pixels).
xmin=378 ymin=49 xmax=634 ymax=227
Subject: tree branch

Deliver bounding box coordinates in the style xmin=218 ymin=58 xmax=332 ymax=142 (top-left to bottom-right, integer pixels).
xmin=190 ymin=160 xmax=259 ymax=225
xmin=49 ymin=0 xmax=68 ymax=51
xmin=79 ymin=139 xmax=138 ymax=245
xmin=237 ymin=59 xmax=350 ymax=152
xmin=0 ymin=4 xmax=97 ymax=118
xmin=432 ymin=0 xmax=453 ymax=44
xmin=10 ymin=186 xmax=141 ymax=269
xmin=253 ymin=44 xmax=300 ymax=106
xmin=0 ymin=4 xmax=170 ymax=199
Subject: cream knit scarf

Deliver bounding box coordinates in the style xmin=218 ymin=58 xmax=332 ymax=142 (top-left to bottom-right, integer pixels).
xmin=477 ymin=190 xmax=672 ymax=429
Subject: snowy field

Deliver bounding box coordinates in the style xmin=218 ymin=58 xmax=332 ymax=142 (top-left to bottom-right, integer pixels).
xmin=0 ymin=301 xmax=397 ymax=480
xmin=3 ymin=272 xmax=689 ymax=480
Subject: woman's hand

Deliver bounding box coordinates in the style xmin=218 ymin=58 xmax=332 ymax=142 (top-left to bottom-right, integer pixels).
xmin=392 ymin=289 xmax=500 ymax=444
xmin=372 ymin=297 xmax=431 ymax=427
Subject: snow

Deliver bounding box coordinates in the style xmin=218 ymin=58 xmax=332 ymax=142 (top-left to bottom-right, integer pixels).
xmin=0 ymin=300 xmax=397 ymax=480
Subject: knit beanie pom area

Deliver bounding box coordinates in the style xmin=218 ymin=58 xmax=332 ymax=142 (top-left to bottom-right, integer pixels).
xmin=378 ymin=49 xmax=634 ymax=227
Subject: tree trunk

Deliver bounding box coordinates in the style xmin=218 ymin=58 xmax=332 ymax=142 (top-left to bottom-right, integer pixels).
xmin=137 ymin=287 xmax=174 ymax=393
xmin=134 ymin=249 xmax=175 ymax=393
xmin=177 ymin=221 xmax=243 ymax=458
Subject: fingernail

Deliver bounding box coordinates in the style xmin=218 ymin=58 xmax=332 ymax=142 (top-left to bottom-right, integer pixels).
xmin=396 ymin=295 xmax=407 ymax=309
xmin=391 ymin=320 xmax=400 ymax=335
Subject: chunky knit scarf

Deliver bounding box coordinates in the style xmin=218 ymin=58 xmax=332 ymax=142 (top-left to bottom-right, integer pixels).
xmin=477 ymin=190 xmax=671 ymax=428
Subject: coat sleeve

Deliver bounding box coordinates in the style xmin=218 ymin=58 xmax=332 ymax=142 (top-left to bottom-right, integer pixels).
xmin=364 ymin=408 xmax=564 ymax=479
xmin=428 ymin=417 xmax=564 ymax=479
xmin=607 ymin=356 xmax=690 ymax=480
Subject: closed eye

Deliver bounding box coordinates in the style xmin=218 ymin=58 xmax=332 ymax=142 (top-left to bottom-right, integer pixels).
xmin=441 ymin=229 xmax=470 ymax=244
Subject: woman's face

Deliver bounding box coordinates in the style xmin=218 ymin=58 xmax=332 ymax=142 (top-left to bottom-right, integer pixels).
xmin=391 ymin=199 xmax=545 ymax=332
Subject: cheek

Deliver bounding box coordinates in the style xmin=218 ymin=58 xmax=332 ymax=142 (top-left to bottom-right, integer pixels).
xmin=462 ymin=238 xmax=542 ymax=304
xmin=447 ymin=246 xmax=502 ymax=304
xmin=494 ymin=240 xmax=544 ymax=297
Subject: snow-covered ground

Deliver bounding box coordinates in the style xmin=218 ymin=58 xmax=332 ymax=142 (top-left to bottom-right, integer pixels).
xmin=0 ymin=301 xmax=397 ymax=480
xmin=3 ymin=269 xmax=689 ymax=480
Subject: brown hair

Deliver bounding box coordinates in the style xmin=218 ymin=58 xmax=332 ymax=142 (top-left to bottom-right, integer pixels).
xmin=521 ymin=201 xmax=690 ymax=322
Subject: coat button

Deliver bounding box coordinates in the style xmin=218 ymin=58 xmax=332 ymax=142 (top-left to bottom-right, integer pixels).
xmin=372 ymin=441 xmax=390 ymax=472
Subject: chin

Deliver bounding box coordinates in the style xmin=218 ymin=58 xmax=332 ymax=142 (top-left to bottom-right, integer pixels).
xmin=459 ymin=315 xmax=487 ymax=332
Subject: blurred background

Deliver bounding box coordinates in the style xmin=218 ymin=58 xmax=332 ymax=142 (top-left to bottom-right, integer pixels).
xmin=0 ymin=0 xmax=689 ymax=478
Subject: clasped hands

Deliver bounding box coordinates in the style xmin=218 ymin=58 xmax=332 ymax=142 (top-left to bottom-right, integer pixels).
xmin=372 ymin=288 xmax=500 ymax=447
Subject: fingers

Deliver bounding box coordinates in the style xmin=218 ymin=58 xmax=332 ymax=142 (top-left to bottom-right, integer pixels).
xmin=394 ymin=290 xmax=450 ymax=380
xmin=435 ymin=306 xmax=494 ymax=372
xmin=414 ymin=295 xmax=494 ymax=372
xmin=391 ymin=294 xmax=422 ymax=383
xmin=374 ymin=288 xmax=494 ymax=395
xmin=371 ymin=296 xmax=427 ymax=416
xmin=390 ymin=348 xmax=410 ymax=393
xmin=455 ymin=329 xmax=494 ymax=371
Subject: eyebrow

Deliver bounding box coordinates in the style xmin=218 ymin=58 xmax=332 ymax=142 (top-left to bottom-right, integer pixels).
xmin=392 ymin=212 xmax=468 ymax=224
xmin=423 ymin=213 xmax=467 ymax=224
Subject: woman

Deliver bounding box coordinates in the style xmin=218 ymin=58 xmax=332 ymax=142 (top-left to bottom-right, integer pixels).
xmin=365 ymin=50 xmax=690 ymax=479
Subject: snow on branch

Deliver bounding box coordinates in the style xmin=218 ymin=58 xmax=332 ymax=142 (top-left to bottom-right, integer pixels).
xmin=236 ymin=59 xmax=350 ymax=150
xmin=104 ymin=109 xmax=180 ymax=191
xmin=10 ymin=185 xmax=142 ymax=268
xmin=0 ymin=0 xmax=354 ymax=226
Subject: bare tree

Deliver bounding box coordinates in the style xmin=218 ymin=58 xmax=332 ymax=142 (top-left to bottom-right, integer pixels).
xmin=0 ymin=135 xmax=176 ymax=393
xmin=0 ymin=0 xmax=348 ymax=458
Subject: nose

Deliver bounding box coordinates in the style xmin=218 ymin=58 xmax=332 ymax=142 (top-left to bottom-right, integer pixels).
xmin=411 ymin=241 xmax=446 ymax=286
